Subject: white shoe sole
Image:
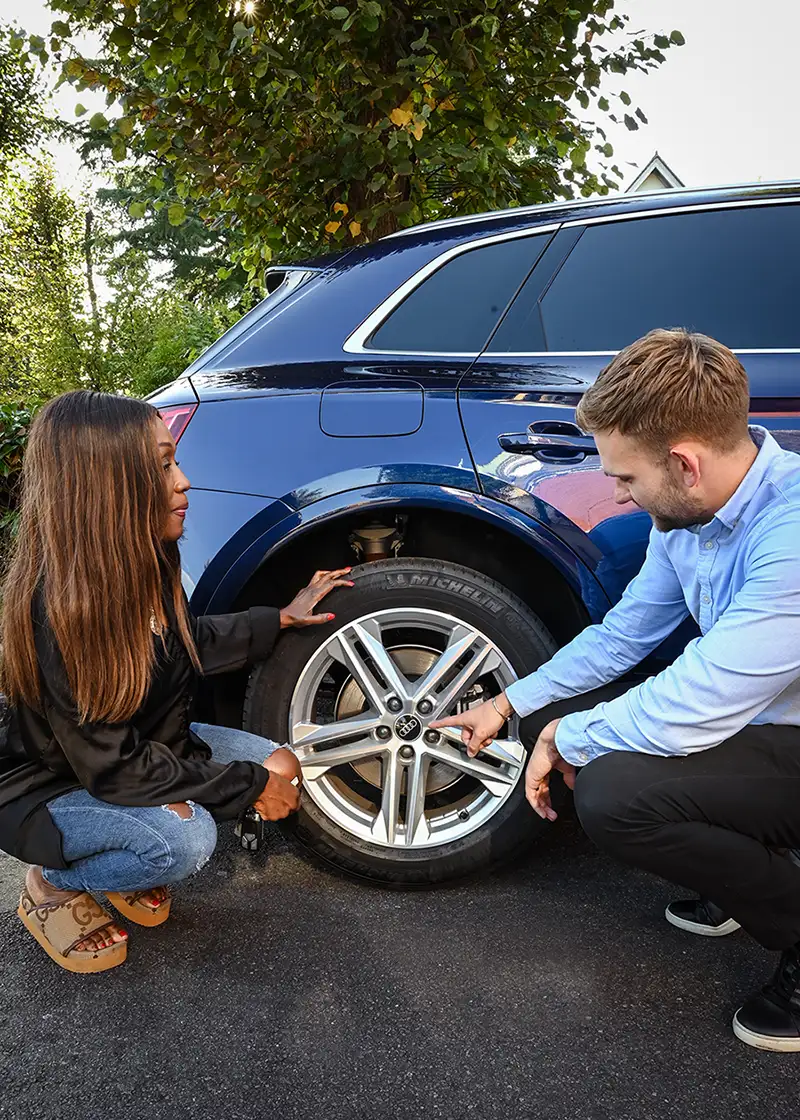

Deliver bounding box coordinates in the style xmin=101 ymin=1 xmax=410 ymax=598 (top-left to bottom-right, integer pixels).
xmin=664 ymin=907 xmax=741 ymax=937
xmin=733 ymin=1011 xmax=800 ymax=1052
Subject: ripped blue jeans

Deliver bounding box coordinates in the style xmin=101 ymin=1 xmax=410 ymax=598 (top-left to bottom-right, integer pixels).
xmin=41 ymin=723 xmax=282 ymax=893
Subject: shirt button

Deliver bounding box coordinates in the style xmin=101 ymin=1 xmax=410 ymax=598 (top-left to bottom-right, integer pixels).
xmin=704 ymin=540 xmax=714 ymax=550
xmin=578 ymin=751 xmax=589 ymax=764
xmin=702 ymin=594 xmax=711 ymax=604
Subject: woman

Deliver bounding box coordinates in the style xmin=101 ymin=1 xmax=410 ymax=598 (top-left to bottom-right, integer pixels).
xmin=0 ymin=390 xmax=354 ymax=973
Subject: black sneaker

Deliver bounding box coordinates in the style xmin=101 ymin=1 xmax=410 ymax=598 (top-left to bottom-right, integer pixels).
xmin=733 ymin=946 xmax=800 ymax=1051
xmin=665 ymin=897 xmax=740 ymax=937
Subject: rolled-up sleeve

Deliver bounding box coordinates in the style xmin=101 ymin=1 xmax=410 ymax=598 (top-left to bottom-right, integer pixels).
xmin=506 ymin=526 xmax=688 ymax=718
xmin=556 ymin=510 xmax=800 ymax=764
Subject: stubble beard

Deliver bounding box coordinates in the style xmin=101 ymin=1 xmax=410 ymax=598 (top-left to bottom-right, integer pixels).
xmin=649 ymin=471 xmax=713 ymax=533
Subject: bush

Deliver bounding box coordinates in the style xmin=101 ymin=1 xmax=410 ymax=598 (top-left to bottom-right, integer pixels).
xmin=0 ymin=402 xmax=30 ymax=559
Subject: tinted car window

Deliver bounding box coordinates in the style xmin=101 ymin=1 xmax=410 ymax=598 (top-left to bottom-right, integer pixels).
xmin=367 ymin=233 xmax=550 ymax=352
xmin=537 ymin=205 xmax=800 ymax=351
xmin=484 ymin=228 xmax=580 ymax=353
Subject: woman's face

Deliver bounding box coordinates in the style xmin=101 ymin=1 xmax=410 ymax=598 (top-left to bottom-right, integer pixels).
xmin=155 ymin=416 xmax=191 ymax=542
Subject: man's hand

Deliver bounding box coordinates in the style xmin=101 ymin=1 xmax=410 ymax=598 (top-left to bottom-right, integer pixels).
xmin=430 ymin=693 xmax=512 ymax=757
xmin=253 ymin=750 xmax=302 ymax=820
xmin=279 ymin=568 xmax=355 ymax=629
xmin=525 ymin=719 xmax=576 ymax=821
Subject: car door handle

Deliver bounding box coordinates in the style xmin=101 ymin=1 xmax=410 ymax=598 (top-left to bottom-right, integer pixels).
xmin=497 ymin=431 xmax=598 ymax=459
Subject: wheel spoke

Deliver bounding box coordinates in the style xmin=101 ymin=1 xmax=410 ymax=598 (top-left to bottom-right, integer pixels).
xmin=481 ymin=737 xmax=526 ymax=767
xmin=424 ymin=740 xmax=518 ymax=798
xmin=350 ymin=618 xmax=412 ymax=702
xmin=328 ymin=619 xmax=411 ymax=710
xmin=372 ymin=751 xmax=403 ymax=845
xmin=327 ymin=630 xmax=387 ymax=712
xmin=296 ymin=737 xmax=388 ymax=781
xmin=413 ymin=627 xmax=502 ymax=721
xmin=410 ymin=624 xmax=481 ymax=701
xmin=437 ymin=725 xmax=526 ymax=769
xmin=404 ymin=754 xmax=431 ymax=847
xmin=292 ymin=714 xmax=382 ymax=750
xmin=429 ymin=642 xmax=499 ymax=721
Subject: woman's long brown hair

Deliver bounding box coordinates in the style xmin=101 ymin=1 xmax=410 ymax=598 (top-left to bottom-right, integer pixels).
xmin=0 ymin=390 xmax=200 ymax=723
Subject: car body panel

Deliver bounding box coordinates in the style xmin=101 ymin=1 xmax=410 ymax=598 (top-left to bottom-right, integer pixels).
xmin=172 ymin=369 xmax=477 ymax=504
xmin=178 ymin=488 xmax=287 ymax=605
xmin=146 ymin=181 xmax=800 ymax=647
xmin=459 ymin=352 xmax=800 ymax=603
xmin=319 ymin=380 xmax=424 ymax=437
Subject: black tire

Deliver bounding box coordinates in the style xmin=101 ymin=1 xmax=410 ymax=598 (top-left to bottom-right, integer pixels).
xmin=243 ymin=557 xmax=558 ymax=885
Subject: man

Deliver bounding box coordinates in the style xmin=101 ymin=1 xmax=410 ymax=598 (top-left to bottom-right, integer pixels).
xmin=433 ymin=328 xmax=800 ymax=1052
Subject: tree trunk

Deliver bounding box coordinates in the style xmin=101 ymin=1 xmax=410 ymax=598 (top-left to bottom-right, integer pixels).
xmin=83 ymin=210 xmax=104 ymax=391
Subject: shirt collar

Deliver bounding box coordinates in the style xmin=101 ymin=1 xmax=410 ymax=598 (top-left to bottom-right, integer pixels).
xmin=713 ymin=425 xmax=779 ymax=531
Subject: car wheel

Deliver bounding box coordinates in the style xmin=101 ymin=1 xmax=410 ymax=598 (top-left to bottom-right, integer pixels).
xmin=243 ymin=557 xmax=559 ymax=885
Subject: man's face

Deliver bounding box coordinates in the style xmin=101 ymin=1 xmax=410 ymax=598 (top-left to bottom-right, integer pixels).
xmin=594 ymin=429 xmax=712 ymax=532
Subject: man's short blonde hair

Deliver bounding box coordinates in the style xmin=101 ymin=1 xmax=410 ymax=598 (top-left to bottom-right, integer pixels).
xmin=575 ymin=328 xmax=751 ymax=454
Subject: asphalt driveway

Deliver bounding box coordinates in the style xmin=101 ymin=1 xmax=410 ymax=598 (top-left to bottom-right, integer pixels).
xmin=1 ymin=807 xmax=797 ymax=1120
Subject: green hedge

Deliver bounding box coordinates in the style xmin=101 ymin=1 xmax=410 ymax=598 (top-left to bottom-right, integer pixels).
xmin=0 ymin=402 xmax=31 ymax=558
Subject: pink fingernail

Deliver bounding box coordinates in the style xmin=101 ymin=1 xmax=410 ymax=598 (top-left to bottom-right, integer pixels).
xmin=328 ymin=613 xmax=335 ymax=620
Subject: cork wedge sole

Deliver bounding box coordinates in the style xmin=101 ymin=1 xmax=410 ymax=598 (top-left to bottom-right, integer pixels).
xmin=106 ymin=890 xmax=171 ymax=928
xmin=17 ymin=891 xmax=127 ymax=974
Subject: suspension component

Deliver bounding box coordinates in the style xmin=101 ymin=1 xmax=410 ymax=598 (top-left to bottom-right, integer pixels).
xmin=349 ymin=516 xmax=406 ymax=562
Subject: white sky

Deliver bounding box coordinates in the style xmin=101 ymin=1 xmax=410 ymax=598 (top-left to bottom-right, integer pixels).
xmin=0 ymin=0 xmax=797 ymax=194
xmin=598 ymin=0 xmax=800 ymax=188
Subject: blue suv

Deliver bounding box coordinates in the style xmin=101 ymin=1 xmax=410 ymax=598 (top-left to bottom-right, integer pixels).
xmin=151 ymin=182 xmax=800 ymax=884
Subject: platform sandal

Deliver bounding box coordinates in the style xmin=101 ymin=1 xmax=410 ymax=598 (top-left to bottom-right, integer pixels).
xmin=106 ymin=887 xmax=171 ymax=927
xmin=17 ymin=887 xmax=128 ymax=974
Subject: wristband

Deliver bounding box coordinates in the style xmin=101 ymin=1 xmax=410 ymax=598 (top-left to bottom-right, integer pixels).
xmin=491 ymin=695 xmax=510 ymax=720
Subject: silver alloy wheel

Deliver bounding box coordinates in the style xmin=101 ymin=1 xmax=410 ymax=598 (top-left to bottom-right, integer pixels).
xmin=288 ymin=608 xmax=526 ymax=849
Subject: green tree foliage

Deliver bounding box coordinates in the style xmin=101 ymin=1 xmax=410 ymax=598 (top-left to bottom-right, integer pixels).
xmin=0 ymin=161 xmax=95 ymax=404
xmin=0 ymin=160 xmax=246 ymax=544
xmin=0 ymin=159 xmax=244 ymax=407
xmin=44 ymin=0 xmax=682 ymax=282
xmin=0 ymin=23 xmax=43 ymax=174
xmin=0 ymin=402 xmax=30 ymax=559
xmin=97 ymin=171 xmax=249 ymax=301
xmin=98 ymin=247 xmax=248 ymax=396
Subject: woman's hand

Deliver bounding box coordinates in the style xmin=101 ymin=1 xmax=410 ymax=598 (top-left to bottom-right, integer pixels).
xmin=253 ymin=753 xmax=302 ymax=820
xmin=263 ymin=746 xmax=302 ymax=786
xmin=279 ymin=568 xmax=355 ymax=629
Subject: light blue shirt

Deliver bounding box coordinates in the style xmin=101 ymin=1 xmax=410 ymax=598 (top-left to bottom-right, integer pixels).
xmin=505 ymin=427 xmax=800 ymax=766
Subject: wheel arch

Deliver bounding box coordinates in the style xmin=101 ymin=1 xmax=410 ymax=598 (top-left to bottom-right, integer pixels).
xmin=214 ymin=484 xmax=607 ymax=646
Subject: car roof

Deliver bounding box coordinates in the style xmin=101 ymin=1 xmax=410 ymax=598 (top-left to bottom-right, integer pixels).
xmin=383 ymin=180 xmax=800 ymax=239
xmin=266 ymin=181 xmax=800 ymax=279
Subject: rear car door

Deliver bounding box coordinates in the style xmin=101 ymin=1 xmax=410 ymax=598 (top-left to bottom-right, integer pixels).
xmin=459 ymin=200 xmax=800 ymax=606
xmin=317 ymin=228 xmax=558 ymax=496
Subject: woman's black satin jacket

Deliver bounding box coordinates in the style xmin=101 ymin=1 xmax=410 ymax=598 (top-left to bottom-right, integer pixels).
xmin=0 ymin=591 xmax=280 ymax=869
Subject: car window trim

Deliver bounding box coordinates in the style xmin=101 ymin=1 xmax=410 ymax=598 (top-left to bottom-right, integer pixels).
xmin=560 ymin=195 xmax=800 ymax=230
xmin=385 ymin=182 xmax=800 ymax=238
xmin=342 ymin=224 xmax=561 ymax=357
xmin=475 ymin=349 xmax=800 ymax=358
xmin=185 ymin=267 xmax=318 ymax=374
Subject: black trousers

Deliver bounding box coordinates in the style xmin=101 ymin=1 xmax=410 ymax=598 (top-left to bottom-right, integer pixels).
xmin=521 ymin=681 xmax=800 ymax=951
